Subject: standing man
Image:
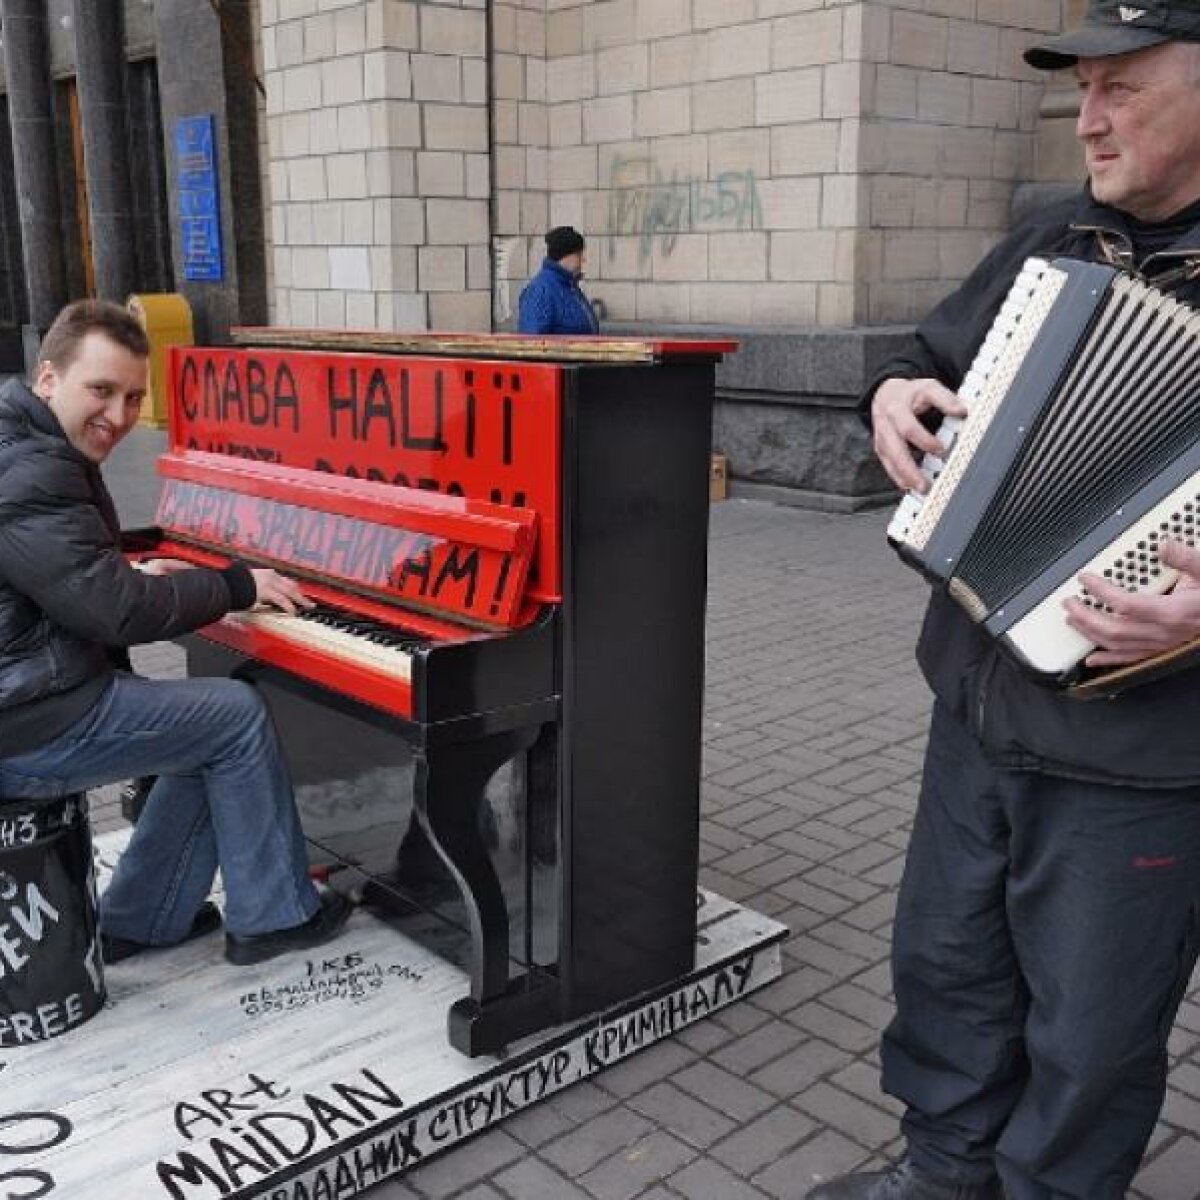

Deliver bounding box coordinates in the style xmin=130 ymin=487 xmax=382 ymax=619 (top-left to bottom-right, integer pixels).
xmin=811 ymin=4 xmax=1200 ymax=1199
xmin=0 ymin=300 xmax=350 ymax=968
xmin=517 ymin=226 xmax=600 ymax=335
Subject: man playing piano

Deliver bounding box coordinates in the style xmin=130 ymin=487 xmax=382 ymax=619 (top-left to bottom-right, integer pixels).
xmin=0 ymin=300 xmax=350 ymax=967
xmin=810 ymin=3 xmax=1200 ymax=1199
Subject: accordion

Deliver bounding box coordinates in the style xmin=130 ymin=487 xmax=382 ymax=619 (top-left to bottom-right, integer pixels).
xmin=888 ymin=256 xmax=1200 ymax=697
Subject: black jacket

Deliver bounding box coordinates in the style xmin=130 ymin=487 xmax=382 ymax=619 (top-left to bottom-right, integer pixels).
xmin=0 ymin=379 xmax=255 ymax=757
xmin=863 ymin=187 xmax=1200 ymax=786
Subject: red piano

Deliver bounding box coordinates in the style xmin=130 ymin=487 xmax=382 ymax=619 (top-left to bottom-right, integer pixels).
xmin=125 ymin=330 xmax=736 ymax=1055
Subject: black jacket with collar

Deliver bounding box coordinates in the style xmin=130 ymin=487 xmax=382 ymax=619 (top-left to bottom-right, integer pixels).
xmin=862 ymin=187 xmax=1200 ymax=786
xmin=0 ymin=378 xmax=255 ymax=758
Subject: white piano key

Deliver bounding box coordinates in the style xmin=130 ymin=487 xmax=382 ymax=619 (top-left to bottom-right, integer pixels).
xmin=222 ymin=608 xmax=416 ymax=682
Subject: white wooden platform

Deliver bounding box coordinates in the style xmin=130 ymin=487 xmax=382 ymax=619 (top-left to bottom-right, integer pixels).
xmin=2 ymin=831 xmax=786 ymax=1199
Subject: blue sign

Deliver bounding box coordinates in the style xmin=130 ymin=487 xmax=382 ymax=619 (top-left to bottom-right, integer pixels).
xmin=175 ymin=115 xmax=223 ymax=283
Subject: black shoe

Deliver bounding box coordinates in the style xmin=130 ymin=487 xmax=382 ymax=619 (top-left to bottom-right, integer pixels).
xmin=224 ymin=890 xmax=352 ymax=966
xmin=806 ymin=1159 xmax=1001 ymax=1200
xmin=101 ymin=901 xmax=223 ymax=965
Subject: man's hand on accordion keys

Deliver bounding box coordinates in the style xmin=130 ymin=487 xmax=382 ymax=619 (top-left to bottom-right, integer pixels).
xmin=1064 ymin=539 xmax=1200 ymax=668
xmin=871 ymin=377 xmax=967 ymax=493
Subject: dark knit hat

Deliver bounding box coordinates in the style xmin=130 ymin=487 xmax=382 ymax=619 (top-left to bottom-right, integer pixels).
xmin=1025 ymin=0 xmax=1200 ymax=70
xmin=545 ymin=226 xmax=585 ymax=261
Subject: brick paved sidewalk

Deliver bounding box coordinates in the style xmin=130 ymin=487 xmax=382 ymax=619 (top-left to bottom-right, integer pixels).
xmin=100 ymin=430 xmax=1200 ymax=1200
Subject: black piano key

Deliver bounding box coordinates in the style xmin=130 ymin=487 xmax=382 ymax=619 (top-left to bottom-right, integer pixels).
xmin=295 ymin=602 xmax=433 ymax=651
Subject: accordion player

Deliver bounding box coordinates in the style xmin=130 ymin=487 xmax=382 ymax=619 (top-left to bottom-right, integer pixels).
xmin=887 ymin=255 xmax=1200 ymax=698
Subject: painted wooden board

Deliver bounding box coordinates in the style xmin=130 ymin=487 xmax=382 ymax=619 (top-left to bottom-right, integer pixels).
xmin=2 ymin=831 xmax=785 ymax=1199
xmin=228 ymin=327 xmax=738 ymax=364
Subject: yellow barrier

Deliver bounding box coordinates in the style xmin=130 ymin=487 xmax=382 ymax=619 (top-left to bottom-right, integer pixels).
xmin=126 ymin=293 xmax=194 ymax=429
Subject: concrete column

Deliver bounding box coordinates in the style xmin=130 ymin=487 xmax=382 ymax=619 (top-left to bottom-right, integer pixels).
xmin=154 ymin=0 xmax=267 ymax=341
xmin=71 ymin=0 xmax=136 ymax=302
xmin=1 ymin=0 xmax=67 ymax=338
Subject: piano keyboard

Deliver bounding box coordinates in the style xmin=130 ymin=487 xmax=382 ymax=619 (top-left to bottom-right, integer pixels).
xmin=221 ymin=602 xmax=432 ymax=683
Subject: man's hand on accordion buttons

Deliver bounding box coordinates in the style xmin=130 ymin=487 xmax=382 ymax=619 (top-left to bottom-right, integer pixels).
xmin=871 ymin=377 xmax=967 ymax=492
xmin=1065 ymin=539 xmax=1200 ymax=667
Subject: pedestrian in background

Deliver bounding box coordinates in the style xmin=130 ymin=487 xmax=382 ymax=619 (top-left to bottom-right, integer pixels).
xmin=517 ymin=226 xmax=599 ymax=336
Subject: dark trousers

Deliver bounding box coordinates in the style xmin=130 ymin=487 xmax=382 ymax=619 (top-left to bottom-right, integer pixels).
xmin=882 ymin=703 xmax=1200 ymax=1199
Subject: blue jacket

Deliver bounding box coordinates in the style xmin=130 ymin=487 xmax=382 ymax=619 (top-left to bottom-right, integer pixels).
xmin=517 ymin=259 xmax=599 ymax=335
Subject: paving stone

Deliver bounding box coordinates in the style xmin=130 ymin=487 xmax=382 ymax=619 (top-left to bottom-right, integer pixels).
xmin=819 ymin=984 xmax=896 ymax=1032
xmin=626 ymin=1082 xmax=737 ymax=1149
xmin=667 ymin=1156 xmax=774 ymax=1199
xmin=751 ymin=966 xmax=839 ymax=1014
xmin=710 ymin=1105 xmax=814 ymax=1177
xmin=399 ymin=1129 xmax=524 ymax=1198
xmin=597 ymin=1041 xmax=699 ymax=1100
xmin=791 ymin=1001 xmax=879 ymax=1054
xmin=748 ymin=1038 xmax=855 ymax=1100
xmin=792 ymin=1082 xmax=902 ymax=1151
xmin=672 ymin=1060 xmax=779 ymax=1123
xmin=753 ymin=1130 xmax=873 ymax=1200
xmin=577 ymin=1130 xmax=698 ymax=1200
xmin=773 ymin=878 xmax=856 ymax=917
xmin=676 ymin=1017 xmax=736 ymax=1055
xmin=502 ymin=1102 xmax=576 ymax=1149
xmin=828 ymin=1061 xmax=904 ymax=1118
xmin=542 ymin=1080 xmax=622 ymax=1127
xmin=541 ymin=1107 xmax=654 ymax=1176
xmin=805 ymin=920 xmax=891 ymax=965
xmin=707 ymin=996 xmax=775 ymax=1037
xmin=709 ymin=1019 xmax=807 ymax=1076
xmin=491 ymin=1156 xmax=593 ymax=1199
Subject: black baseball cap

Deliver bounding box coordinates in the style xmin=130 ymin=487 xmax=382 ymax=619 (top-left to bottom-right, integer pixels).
xmin=1025 ymin=0 xmax=1200 ymax=70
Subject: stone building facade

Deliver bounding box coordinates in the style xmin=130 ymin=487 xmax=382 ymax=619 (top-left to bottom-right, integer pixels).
xmin=0 ymin=0 xmax=1087 ymax=507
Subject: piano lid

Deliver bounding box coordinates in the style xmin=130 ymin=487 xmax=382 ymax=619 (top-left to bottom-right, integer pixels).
xmin=155 ymin=451 xmax=537 ymax=629
xmin=230 ymin=327 xmax=739 ymax=364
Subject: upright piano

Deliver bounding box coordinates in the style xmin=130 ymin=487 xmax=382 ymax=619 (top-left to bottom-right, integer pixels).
xmin=126 ymin=330 xmax=736 ymax=1056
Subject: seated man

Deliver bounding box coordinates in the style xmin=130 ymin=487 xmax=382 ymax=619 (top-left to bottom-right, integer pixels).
xmin=0 ymin=299 xmax=349 ymax=966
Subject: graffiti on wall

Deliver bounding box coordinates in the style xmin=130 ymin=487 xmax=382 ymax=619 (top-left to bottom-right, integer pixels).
xmin=608 ymin=156 xmax=763 ymax=263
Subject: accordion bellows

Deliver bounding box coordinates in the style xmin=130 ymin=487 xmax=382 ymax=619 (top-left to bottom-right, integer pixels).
xmin=888 ymin=257 xmax=1200 ymax=693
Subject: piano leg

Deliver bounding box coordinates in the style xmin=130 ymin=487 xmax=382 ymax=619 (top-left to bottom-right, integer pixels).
xmin=415 ymin=725 xmax=562 ymax=1056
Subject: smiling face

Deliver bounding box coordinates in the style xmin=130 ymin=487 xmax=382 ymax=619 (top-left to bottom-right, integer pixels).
xmin=1076 ymin=41 xmax=1200 ymax=222
xmin=34 ymin=332 xmax=148 ymax=463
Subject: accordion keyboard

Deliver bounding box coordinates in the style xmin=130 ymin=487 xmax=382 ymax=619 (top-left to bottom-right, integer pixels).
xmin=887 ymin=257 xmax=1066 ymax=551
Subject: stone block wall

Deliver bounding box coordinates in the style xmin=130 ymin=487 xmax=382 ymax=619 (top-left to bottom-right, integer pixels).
xmin=261 ymin=0 xmax=491 ymax=332
xmin=853 ymin=0 xmax=1063 ymax=323
xmin=524 ymin=0 xmax=1065 ymax=328
xmin=254 ymin=0 xmax=1070 ymax=334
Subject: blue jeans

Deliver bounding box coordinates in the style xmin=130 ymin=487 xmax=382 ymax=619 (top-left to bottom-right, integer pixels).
xmin=0 ymin=673 xmax=319 ymax=942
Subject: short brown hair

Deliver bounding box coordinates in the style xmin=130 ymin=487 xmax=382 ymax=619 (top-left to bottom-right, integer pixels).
xmin=38 ymin=300 xmax=150 ymax=373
